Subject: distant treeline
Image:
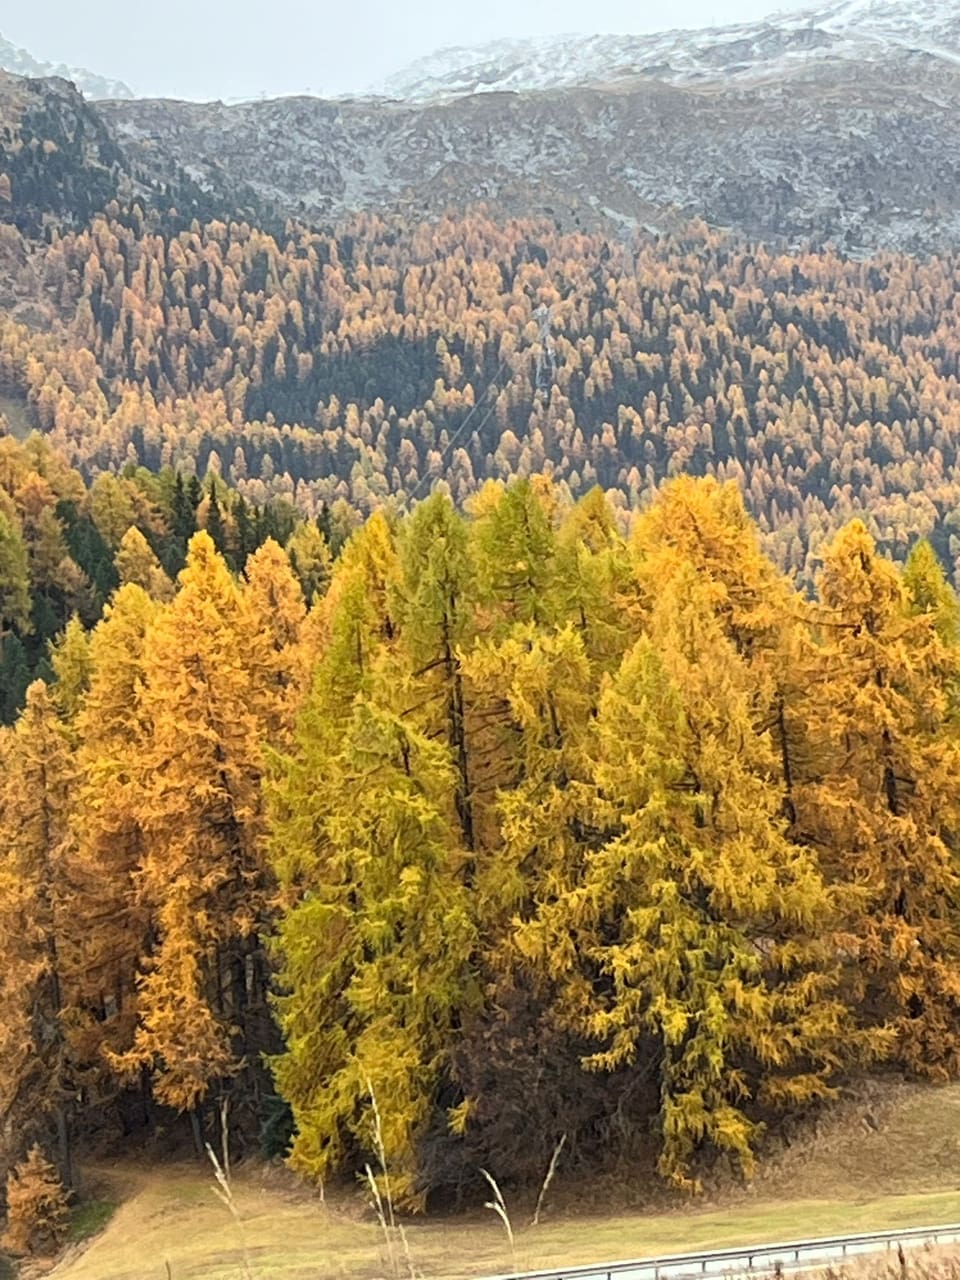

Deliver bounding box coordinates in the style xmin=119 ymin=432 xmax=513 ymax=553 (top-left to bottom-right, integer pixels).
xmin=3 ymin=208 xmax=960 ymax=583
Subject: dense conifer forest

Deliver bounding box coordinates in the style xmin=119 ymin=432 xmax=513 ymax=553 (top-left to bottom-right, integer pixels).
xmin=4 ymin=465 xmax=960 ymax=1222
xmin=5 ymin=92 xmax=960 ymax=1250
xmin=6 ymin=205 xmax=960 ymax=591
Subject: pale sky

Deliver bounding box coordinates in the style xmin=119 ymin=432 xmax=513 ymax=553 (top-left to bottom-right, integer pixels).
xmin=6 ymin=0 xmax=816 ymax=101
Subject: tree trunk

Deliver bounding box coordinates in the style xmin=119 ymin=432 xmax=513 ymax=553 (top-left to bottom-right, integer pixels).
xmin=190 ymin=1106 xmax=205 ymax=1159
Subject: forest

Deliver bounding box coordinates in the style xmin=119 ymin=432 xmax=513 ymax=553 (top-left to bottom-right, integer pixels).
xmin=0 ymin=432 xmax=330 ymax=723
xmin=4 ymin=205 xmax=960 ymax=595
xmin=6 ymin=115 xmax=960 ymax=1253
xmin=4 ymin=465 xmax=960 ymax=1242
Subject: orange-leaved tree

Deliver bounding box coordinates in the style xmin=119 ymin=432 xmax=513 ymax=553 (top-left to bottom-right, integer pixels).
xmin=799 ymin=523 xmax=960 ymax=1075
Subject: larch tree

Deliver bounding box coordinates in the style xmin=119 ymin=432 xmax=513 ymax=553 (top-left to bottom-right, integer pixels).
xmin=630 ymin=476 xmax=814 ymax=827
xmin=471 ymin=478 xmax=557 ymax=630
xmin=2 ymin=1144 xmax=69 ymax=1257
xmin=269 ymin=511 xmax=476 ymax=1206
xmin=240 ymin=537 xmax=307 ymax=743
xmin=552 ymin=486 xmax=632 ymax=674
xmin=903 ymin=538 xmax=960 ymax=647
xmin=285 ymin=520 xmax=331 ymax=606
xmin=457 ymin=622 xmax=609 ymax=1183
xmin=393 ymin=492 xmax=477 ymax=857
xmin=114 ymin=526 xmax=174 ymax=601
xmin=527 ymin=551 xmax=863 ymax=1189
xmin=800 ymin=521 xmax=960 ymax=1075
xmin=0 ymin=508 xmax=30 ymax=636
xmin=0 ymin=682 xmax=76 ymax=1185
xmin=464 ymin=480 xmax=567 ymax=851
xmin=67 ymin=584 xmax=158 ymax=1111
xmin=115 ymin=532 xmax=274 ymax=1123
xmin=49 ymin=615 xmax=92 ymax=725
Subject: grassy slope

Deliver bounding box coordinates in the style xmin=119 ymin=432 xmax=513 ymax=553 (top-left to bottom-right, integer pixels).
xmin=51 ymin=1082 xmax=960 ymax=1280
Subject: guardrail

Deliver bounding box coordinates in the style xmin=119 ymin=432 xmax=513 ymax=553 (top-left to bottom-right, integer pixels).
xmin=483 ymin=1220 xmax=960 ymax=1280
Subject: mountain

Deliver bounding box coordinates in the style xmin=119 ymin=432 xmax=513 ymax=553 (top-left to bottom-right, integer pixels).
xmin=97 ymin=0 xmax=960 ymax=255
xmin=377 ymin=0 xmax=960 ymax=100
xmin=0 ymin=31 xmax=133 ymax=100
xmin=4 ymin=0 xmax=960 ymax=253
xmin=0 ymin=70 xmax=278 ymax=244
xmin=0 ymin=70 xmax=129 ymax=238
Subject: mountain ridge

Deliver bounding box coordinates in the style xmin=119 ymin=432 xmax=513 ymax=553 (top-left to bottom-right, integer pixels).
xmin=374 ymin=0 xmax=960 ymax=100
xmin=2 ymin=0 xmax=960 ymax=253
xmin=97 ymin=43 xmax=960 ymax=254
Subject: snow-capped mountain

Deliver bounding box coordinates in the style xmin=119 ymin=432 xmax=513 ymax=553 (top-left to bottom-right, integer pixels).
xmin=0 ymin=31 xmax=133 ymax=99
xmin=377 ymin=0 xmax=960 ymax=100
xmin=5 ymin=0 xmax=960 ymax=255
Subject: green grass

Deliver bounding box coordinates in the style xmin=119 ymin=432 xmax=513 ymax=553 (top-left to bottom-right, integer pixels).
xmin=48 ymin=1081 xmax=960 ymax=1280
xmin=47 ymin=1181 xmax=960 ymax=1280
xmin=67 ymin=1198 xmax=117 ymax=1245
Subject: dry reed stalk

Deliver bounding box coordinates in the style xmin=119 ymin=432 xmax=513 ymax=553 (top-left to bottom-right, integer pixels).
xmin=219 ymin=1095 xmax=230 ymax=1186
xmin=205 ymin=1140 xmax=256 ymax=1280
xmin=480 ymin=1167 xmax=518 ymax=1276
xmin=364 ymin=1161 xmax=399 ymax=1280
xmin=531 ymin=1134 xmax=566 ymax=1227
xmin=365 ymin=1078 xmax=419 ymax=1280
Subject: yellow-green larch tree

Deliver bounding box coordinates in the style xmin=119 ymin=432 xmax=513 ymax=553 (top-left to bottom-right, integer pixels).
xmin=114 ymin=526 xmax=175 ymax=601
xmin=49 ymin=615 xmax=92 ymax=725
xmin=392 ymin=493 xmax=477 ymax=857
xmin=269 ymin=510 xmax=478 ymax=1206
xmin=552 ymin=486 xmax=632 ymax=674
xmin=525 ymin=539 xmax=865 ymax=1188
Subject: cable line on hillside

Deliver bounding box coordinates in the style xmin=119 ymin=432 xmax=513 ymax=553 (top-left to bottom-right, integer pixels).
xmin=405 ymin=350 xmax=511 ymax=506
xmin=406 ymin=301 xmax=558 ymax=506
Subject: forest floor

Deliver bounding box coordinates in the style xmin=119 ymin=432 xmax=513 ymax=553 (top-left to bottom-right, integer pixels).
xmin=39 ymin=1079 xmax=960 ymax=1280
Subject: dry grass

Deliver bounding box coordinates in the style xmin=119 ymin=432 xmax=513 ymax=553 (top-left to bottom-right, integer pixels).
xmin=48 ymin=1079 xmax=960 ymax=1280
xmin=821 ymin=1249 xmax=960 ymax=1280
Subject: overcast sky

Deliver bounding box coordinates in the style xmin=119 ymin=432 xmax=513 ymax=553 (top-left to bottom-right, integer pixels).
xmin=6 ymin=0 xmax=815 ymax=101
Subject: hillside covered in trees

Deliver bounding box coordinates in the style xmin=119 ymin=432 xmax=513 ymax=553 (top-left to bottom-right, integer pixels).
xmin=5 ymin=60 xmax=960 ymax=1253
xmin=4 ymin=203 xmax=960 ymax=595
xmin=0 ymin=432 xmax=326 ymax=723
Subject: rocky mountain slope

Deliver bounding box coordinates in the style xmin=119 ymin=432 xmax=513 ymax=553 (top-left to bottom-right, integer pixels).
xmin=100 ymin=44 xmax=960 ymax=252
xmin=0 ymin=71 xmax=275 ymax=238
xmin=0 ymin=31 xmax=132 ymax=100
xmin=0 ymin=71 xmax=129 ymax=236
xmin=3 ymin=0 xmax=960 ymax=252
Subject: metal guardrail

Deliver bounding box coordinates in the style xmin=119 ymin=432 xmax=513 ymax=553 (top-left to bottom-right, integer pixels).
xmin=484 ymin=1220 xmax=960 ymax=1280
